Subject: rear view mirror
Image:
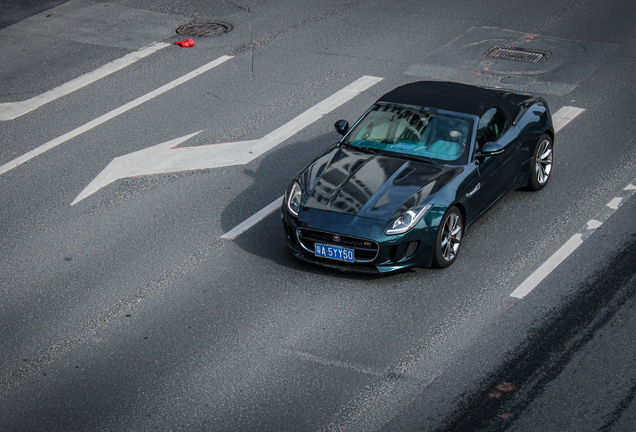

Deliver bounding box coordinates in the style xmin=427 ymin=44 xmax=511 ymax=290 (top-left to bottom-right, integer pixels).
xmin=334 ymin=120 xmax=349 ymax=135
xmin=477 ymin=141 xmax=504 ymax=156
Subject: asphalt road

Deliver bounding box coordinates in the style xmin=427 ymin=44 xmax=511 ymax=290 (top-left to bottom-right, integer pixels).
xmin=1 ymin=0 xmax=635 ymax=431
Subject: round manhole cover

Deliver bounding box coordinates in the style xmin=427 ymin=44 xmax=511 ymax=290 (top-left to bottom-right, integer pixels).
xmin=176 ymin=21 xmax=232 ymax=37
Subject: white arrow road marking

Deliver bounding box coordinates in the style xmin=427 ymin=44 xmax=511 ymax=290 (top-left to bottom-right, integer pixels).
xmin=0 ymin=42 xmax=170 ymax=121
xmin=0 ymin=55 xmax=234 ymax=177
xmin=71 ymin=132 xmax=203 ymax=205
xmin=71 ymin=75 xmax=383 ymax=205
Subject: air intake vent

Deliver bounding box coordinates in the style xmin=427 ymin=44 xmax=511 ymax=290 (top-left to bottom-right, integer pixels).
xmin=393 ymin=166 xmax=416 ymax=184
xmin=483 ymin=46 xmax=551 ymax=63
xmin=348 ymin=159 xmax=367 ymax=174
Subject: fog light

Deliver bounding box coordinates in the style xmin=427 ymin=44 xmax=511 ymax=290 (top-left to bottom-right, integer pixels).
xmin=405 ymin=241 xmax=419 ymax=258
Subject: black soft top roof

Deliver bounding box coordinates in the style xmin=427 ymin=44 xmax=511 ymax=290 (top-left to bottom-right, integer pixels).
xmin=378 ymin=81 xmax=523 ymax=123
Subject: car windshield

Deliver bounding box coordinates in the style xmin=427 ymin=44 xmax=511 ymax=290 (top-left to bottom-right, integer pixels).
xmin=343 ymin=104 xmax=473 ymax=164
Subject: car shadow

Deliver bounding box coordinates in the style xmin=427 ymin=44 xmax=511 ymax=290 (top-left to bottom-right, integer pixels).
xmin=219 ymin=131 xmax=406 ymax=281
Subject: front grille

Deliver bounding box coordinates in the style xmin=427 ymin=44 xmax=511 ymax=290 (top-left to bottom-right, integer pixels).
xmin=297 ymin=228 xmax=379 ymax=263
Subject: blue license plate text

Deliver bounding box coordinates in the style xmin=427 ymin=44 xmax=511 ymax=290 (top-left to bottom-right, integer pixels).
xmin=314 ymin=243 xmax=354 ymax=263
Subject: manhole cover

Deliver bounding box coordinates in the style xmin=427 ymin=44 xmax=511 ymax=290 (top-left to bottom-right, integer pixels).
xmin=483 ymin=45 xmax=551 ymax=63
xmin=176 ymin=21 xmax=232 ymax=37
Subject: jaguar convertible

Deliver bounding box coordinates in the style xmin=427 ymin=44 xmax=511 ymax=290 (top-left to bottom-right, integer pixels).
xmin=281 ymin=81 xmax=554 ymax=273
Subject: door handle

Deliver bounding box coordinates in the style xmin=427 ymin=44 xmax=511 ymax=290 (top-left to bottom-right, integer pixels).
xmin=466 ymin=183 xmax=481 ymax=198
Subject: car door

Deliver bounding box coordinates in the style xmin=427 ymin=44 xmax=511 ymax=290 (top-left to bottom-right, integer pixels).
xmin=457 ymin=159 xmax=482 ymax=225
xmin=476 ymin=108 xmax=524 ymax=215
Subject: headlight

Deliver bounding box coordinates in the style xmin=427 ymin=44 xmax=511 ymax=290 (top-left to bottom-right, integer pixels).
xmin=385 ymin=204 xmax=432 ymax=235
xmin=286 ymin=181 xmax=302 ymax=217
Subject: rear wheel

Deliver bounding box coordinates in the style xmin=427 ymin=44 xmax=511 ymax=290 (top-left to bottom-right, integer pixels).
xmin=527 ymin=134 xmax=553 ymax=191
xmin=432 ymin=206 xmax=463 ymax=268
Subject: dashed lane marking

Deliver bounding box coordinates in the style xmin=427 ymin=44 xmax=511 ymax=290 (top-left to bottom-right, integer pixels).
xmin=607 ymin=197 xmax=622 ymax=209
xmin=511 ymin=181 xmax=636 ymax=298
xmin=552 ymin=106 xmax=585 ymax=133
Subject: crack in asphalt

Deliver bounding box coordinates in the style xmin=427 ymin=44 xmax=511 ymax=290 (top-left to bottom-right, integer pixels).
xmin=531 ymin=0 xmax=593 ymax=33
xmin=229 ymin=0 xmax=368 ymax=56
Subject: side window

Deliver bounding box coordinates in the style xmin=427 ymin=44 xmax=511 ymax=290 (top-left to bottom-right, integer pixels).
xmin=476 ymin=108 xmax=509 ymax=148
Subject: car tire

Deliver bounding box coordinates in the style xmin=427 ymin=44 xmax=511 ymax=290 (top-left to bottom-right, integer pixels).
xmin=527 ymin=133 xmax=553 ymax=191
xmin=432 ymin=206 xmax=463 ymax=268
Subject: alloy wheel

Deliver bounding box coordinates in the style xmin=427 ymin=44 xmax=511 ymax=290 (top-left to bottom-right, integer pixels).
xmin=440 ymin=212 xmax=462 ymax=262
xmin=536 ymin=138 xmax=553 ymax=185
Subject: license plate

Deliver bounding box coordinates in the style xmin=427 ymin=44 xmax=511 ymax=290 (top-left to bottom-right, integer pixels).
xmin=314 ymin=243 xmax=355 ymax=263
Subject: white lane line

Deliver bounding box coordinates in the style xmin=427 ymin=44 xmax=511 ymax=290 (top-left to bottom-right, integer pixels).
xmin=216 ymin=75 xmax=383 ymax=165
xmin=0 ymin=55 xmax=233 ymax=176
xmin=0 ymin=42 xmax=170 ymax=121
xmin=607 ymin=197 xmax=622 ymax=209
xmin=511 ymin=178 xmax=636 ymax=298
xmin=221 ymin=196 xmax=284 ymax=240
xmin=511 ymin=234 xmax=584 ymax=299
xmin=552 ymin=106 xmax=585 ymax=133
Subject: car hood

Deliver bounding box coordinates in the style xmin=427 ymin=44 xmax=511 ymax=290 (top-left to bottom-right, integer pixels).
xmin=298 ymin=145 xmax=463 ymax=221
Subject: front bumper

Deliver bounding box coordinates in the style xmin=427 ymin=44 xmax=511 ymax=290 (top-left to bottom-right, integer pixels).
xmin=281 ymin=206 xmax=443 ymax=274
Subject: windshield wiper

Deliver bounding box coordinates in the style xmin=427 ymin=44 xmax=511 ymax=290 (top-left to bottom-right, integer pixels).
xmin=341 ymin=142 xmax=380 ymax=154
xmin=379 ymin=150 xmax=435 ymax=164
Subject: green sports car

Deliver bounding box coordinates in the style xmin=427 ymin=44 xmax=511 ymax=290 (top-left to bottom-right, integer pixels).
xmin=281 ymin=81 xmax=554 ymax=273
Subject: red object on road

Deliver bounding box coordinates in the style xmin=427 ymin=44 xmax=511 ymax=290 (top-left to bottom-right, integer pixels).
xmin=175 ymin=38 xmax=195 ymax=47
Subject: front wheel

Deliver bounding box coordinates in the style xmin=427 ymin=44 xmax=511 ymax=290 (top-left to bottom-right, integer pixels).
xmin=527 ymin=134 xmax=553 ymax=191
xmin=432 ymin=206 xmax=463 ymax=268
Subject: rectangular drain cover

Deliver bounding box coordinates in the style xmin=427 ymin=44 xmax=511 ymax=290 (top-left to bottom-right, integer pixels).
xmin=483 ymin=45 xmax=552 ymax=63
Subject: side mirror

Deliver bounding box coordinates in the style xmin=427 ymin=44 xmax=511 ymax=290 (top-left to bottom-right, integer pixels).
xmin=334 ymin=119 xmax=349 ymax=136
xmin=477 ymin=141 xmax=504 ymax=156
